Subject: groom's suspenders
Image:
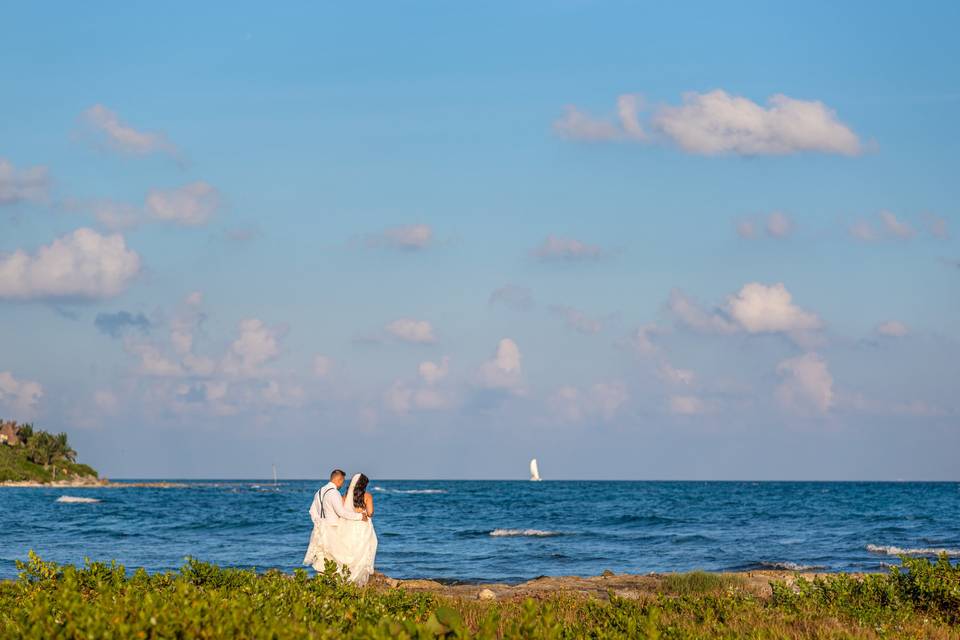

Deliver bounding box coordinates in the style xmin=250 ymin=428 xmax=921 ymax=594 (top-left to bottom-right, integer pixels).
xmin=319 ymin=487 xmax=335 ymax=518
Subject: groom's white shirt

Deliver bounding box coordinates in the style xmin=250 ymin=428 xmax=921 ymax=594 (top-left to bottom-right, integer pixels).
xmin=310 ymin=481 xmax=363 ymax=523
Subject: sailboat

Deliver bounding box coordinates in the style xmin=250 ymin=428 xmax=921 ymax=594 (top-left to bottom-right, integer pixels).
xmin=272 ymin=464 xmax=278 ymax=488
xmin=529 ymin=458 xmax=542 ymax=482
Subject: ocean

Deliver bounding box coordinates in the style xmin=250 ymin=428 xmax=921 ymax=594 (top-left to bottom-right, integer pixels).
xmin=3 ymin=480 xmax=959 ymax=583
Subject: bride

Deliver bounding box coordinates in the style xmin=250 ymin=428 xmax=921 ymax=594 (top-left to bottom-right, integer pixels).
xmin=305 ymin=473 xmax=378 ymax=585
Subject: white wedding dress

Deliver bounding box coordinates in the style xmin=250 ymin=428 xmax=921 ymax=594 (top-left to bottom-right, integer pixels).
xmin=303 ymin=474 xmax=378 ymax=586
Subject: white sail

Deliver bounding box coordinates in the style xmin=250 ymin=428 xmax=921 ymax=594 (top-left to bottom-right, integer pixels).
xmin=529 ymin=458 xmax=541 ymax=482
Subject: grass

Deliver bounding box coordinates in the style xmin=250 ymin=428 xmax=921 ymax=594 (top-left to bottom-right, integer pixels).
xmin=2 ymin=553 xmax=958 ymax=638
xmin=659 ymin=570 xmax=744 ymax=595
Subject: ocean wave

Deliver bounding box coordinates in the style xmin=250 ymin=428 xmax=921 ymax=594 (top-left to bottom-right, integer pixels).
xmin=866 ymin=544 xmax=960 ymax=557
xmin=372 ymin=486 xmax=447 ymax=495
xmin=489 ymin=529 xmax=562 ymax=537
xmin=752 ymin=561 xmax=825 ymax=571
xmin=56 ymin=496 xmax=100 ymax=504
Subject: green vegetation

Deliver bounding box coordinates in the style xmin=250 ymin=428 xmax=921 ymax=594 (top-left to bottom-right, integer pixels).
xmin=2 ymin=554 xmax=958 ymax=638
xmin=659 ymin=570 xmax=743 ymax=595
xmin=0 ymin=422 xmax=97 ymax=483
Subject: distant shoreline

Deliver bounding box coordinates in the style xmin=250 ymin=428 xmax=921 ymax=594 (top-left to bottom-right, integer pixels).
xmin=0 ymin=479 xmax=188 ymax=488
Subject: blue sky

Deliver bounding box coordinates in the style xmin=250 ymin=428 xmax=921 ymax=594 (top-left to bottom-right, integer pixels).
xmin=1 ymin=2 xmax=957 ymax=479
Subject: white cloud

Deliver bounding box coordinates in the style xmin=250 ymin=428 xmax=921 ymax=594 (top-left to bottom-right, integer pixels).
xmin=736 ymin=213 xmax=794 ymax=239
xmin=765 ymin=212 xmax=794 ymax=238
xmin=922 ymin=213 xmax=948 ymax=239
xmin=82 ymin=104 xmax=178 ymax=157
xmin=551 ymin=305 xmax=602 ymax=334
xmin=90 ymin=200 xmax=141 ymax=231
xmin=222 ymin=319 xmax=281 ymax=376
xmin=668 ymin=289 xmax=738 ymax=334
xmin=145 ymin=182 xmax=220 ymax=226
xmin=418 ymin=356 xmax=450 ymax=385
xmin=653 ymin=90 xmax=862 ymax=156
xmin=125 ymin=340 xmax=183 ymax=377
xmin=548 ymin=381 xmax=628 ymax=422
xmin=0 ymin=158 xmax=49 ymax=205
xmin=366 ymin=224 xmax=433 ymax=251
xmin=262 ymin=380 xmax=305 ymax=408
xmin=658 ymin=361 xmax=695 ymax=386
xmin=384 ymin=357 xmax=454 ymax=415
xmin=489 ymin=284 xmax=534 ymax=311
xmin=556 ymin=90 xmax=862 ymax=156
xmin=669 ymin=395 xmax=705 ymax=415
xmin=93 ymin=390 xmax=119 ymax=414
xmin=726 ymin=283 xmax=822 ymax=334
xmin=554 ymin=94 xmax=646 ymax=142
xmin=876 ymin=320 xmax=909 ymax=337
xmin=850 ymin=211 xmax=917 ymax=242
xmin=879 ymin=211 xmax=915 ymax=239
xmin=313 ymin=355 xmax=334 ymax=377
xmin=0 ymin=228 xmax=141 ymax=300
xmin=0 ymin=371 xmax=43 ymax=416
xmin=478 ymin=338 xmax=524 ymax=393
xmin=735 ymin=220 xmax=756 ymax=239
xmin=776 ymin=352 xmax=834 ymax=413
xmin=386 ymin=318 xmax=437 ymax=344
xmin=625 ymin=323 xmax=663 ymax=356
xmin=532 ymin=235 xmax=605 ymax=261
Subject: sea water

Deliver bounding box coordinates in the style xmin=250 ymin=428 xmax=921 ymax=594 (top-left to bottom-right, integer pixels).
xmin=3 ymin=481 xmax=959 ymax=582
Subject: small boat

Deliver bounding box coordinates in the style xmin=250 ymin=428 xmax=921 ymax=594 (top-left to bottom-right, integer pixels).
xmin=529 ymin=458 xmax=542 ymax=482
xmin=273 ymin=464 xmax=278 ymax=488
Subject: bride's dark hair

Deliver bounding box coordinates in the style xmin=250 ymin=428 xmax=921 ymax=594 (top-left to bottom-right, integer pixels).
xmin=353 ymin=474 xmax=369 ymax=508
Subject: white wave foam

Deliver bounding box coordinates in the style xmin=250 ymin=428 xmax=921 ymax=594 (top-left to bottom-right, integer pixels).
xmin=56 ymin=496 xmax=100 ymax=504
xmin=866 ymin=544 xmax=960 ymax=557
xmin=490 ymin=528 xmax=561 ymax=537
xmin=372 ymin=486 xmax=447 ymax=494
xmin=756 ymin=561 xmax=823 ymax=571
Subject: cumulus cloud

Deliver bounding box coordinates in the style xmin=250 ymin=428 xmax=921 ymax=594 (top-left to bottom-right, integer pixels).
xmin=726 ymin=283 xmax=822 ymax=334
xmin=313 ymin=355 xmax=334 ymax=377
xmin=776 ymin=352 xmax=834 ymax=413
xmin=418 ymin=356 xmax=450 ymax=385
xmin=667 ymin=289 xmax=738 ymax=334
xmin=668 ymin=395 xmax=705 ymax=415
xmin=478 ymin=338 xmax=524 ymax=393
xmin=554 ymin=94 xmax=646 ymax=142
xmin=658 ymin=361 xmax=695 ymax=386
xmin=879 ymin=211 xmax=915 ymax=239
xmin=0 ymin=371 xmax=43 ymax=416
xmin=736 ymin=212 xmax=794 ymax=239
xmin=550 ymin=305 xmax=603 ymax=334
xmin=531 ymin=235 xmax=605 ymax=262
xmin=145 ymin=182 xmax=220 ymax=226
xmin=556 ymin=90 xmax=862 ymax=156
xmin=0 ymin=228 xmax=141 ymax=301
xmin=625 ymin=323 xmax=663 ymax=356
xmin=549 ymin=381 xmax=628 ymax=423
xmin=95 ymin=310 xmax=151 ymax=338
xmin=385 ymin=356 xmax=454 ymax=414
xmin=82 ymin=104 xmax=178 ymax=157
xmin=922 ymin=213 xmax=948 ymax=239
xmin=489 ymin=284 xmax=534 ymax=311
xmin=221 ymin=319 xmax=281 ymax=376
xmin=850 ymin=211 xmax=917 ymax=242
xmin=385 ymin=318 xmax=437 ymax=344
xmin=669 ymin=283 xmax=822 ymax=338
xmin=0 ymin=158 xmax=50 ymax=206
xmin=876 ymin=320 xmax=909 ymax=337
xmin=366 ymin=224 xmax=433 ymax=251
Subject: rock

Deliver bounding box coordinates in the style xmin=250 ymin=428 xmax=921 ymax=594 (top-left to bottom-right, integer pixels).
xmin=385 ymin=577 xmax=400 ymax=588
xmin=477 ymin=588 xmax=496 ymax=601
xmin=602 ymin=569 xmax=615 ymax=578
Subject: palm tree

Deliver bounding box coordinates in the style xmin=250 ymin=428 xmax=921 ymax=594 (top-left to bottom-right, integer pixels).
xmin=54 ymin=433 xmax=76 ymax=463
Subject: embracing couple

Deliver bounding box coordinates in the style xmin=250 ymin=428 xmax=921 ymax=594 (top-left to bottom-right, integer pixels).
xmin=303 ymin=469 xmax=378 ymax=585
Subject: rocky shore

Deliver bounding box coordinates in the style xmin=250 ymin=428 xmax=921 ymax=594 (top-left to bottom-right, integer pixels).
xmin=370 ymin=569 xmax=846 ymax=601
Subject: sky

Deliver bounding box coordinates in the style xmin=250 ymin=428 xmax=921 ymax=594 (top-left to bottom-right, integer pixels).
xmin=1 ymin=2 xmax=958 ymax=480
